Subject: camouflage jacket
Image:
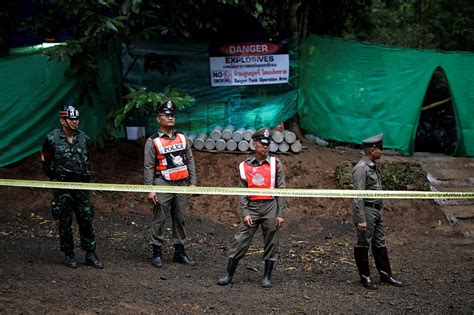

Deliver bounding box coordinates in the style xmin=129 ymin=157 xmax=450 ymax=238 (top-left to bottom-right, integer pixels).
xmin=41 ymin=128 xmax=91 ymax=181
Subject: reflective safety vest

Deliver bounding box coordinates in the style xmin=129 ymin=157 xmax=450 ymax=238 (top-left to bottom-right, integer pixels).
xmin=239 ymin=156 xmax=276 ymax=200
xmin=153 ymin=133 xmax=189 ymax=181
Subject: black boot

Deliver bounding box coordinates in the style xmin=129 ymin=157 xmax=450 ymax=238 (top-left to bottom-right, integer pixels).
xmin=85 ymin=251 xmax=105 ymax=269
xmin=354 ymin=247 xmax=377 ymax=290
xmin=64 ymin=252 xmax=78 ymax=268
xmin=373 ymin=247 xmax=402 ymax=287
xmin=261 ymin=260 xmax=275 ymax=288
xmin=173 ymin=244 xmax=196 ymax=266
xmin=151 ymin=245 xmax=163 ymax=268
xmin=217 ymin=258 xmax=239 ymax=286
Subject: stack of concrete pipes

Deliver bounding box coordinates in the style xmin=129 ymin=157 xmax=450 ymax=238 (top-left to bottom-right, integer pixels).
xmin=187 ymin=125 xmax=302 ymax=153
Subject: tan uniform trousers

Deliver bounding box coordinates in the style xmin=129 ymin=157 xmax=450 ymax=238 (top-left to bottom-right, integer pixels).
xmin=228 ymin=199 xmax=280 ymax=261
xmin=353 ymin=205 xmax=387 ymax=249
xmin=150 ymin=177 xmax=188 ymax=246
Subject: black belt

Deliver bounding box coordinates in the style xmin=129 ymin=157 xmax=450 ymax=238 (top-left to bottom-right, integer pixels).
xmin=364 ymin=201 xmax=382 ymax=210
xmin=249 ymin=199 xmax=275 ymax=204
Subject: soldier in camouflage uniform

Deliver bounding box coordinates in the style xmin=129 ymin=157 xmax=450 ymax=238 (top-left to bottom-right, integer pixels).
xmin=352 ymin=133 xmax=402 ymax=289
xmin=40 ymin=104 xmax=104 ymax=269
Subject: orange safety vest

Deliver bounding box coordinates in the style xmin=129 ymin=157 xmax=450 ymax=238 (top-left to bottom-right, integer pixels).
xmin=239 ymin=156 xmax=276 ymax=200
xmin=153 ymin=133 xmax=189 ymax=181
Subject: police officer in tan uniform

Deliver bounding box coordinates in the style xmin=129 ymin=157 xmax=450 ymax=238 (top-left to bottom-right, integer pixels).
xmin=144 ymin=100 xmax=197 ymax=268
xmin=352 ymin=133 xmax=402 ymax=289
xmin=217 ymin=128 xmax=286 ymax=288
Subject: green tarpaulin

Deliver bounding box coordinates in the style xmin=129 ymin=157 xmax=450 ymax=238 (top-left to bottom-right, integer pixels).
xmin=0 ymin=52 xmax=121 ymax=167
xmin=2 ymin=36 xmax=473 ymax=167
xmin=298 ymin=35 xmax=474 ymax=156
xmin=123 ymin=41 xmax=298 ymax=135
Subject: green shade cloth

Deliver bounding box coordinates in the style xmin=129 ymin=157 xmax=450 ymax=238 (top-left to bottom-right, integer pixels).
xmin=123 ymin=41 xmax=298 ymax=135
xmin=0 ymin=52 xmax=121 ymax=167
xmin=298 ymin=35 xmax=474 ymax=156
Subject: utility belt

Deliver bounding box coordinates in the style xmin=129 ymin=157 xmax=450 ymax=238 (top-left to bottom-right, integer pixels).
xmin=249 ymin=198 xmax=275 ymax=204
xmin=364 ymin=201 xmax=382 ymax=210
xmin=53 ymin=173 xmax=90 ymax=182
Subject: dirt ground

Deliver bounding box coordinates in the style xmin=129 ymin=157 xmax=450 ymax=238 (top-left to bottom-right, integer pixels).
xmin=0 ymin=140 xmax=473 ymax=314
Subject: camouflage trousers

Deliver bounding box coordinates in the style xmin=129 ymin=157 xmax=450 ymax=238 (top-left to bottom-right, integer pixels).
xmin=51 ymin=189 xmax=96 ymax=254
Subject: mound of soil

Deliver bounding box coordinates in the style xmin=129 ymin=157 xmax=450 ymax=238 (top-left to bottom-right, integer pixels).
xmin=0 ymin=140 xmax=472 ymax=313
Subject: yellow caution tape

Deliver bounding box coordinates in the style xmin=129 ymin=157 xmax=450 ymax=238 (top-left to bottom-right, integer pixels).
xmin=1 ymin=178 xmax=473 ymax=199
xmin=421 ymin=98 xmax=451 ymax=111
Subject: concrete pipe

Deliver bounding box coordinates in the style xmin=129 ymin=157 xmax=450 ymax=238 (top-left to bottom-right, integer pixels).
xmin=222 ymin=125 xmax=235 ymax=140
xmin=210 ymin=126 xmax=223 ymax=141
xmin=238 ymin=140 xmax=250 ymax=152
xmin=290 ymin=141 xmax=302 ymax=153
xmin=232 ymin=128 xmax=245 ymax=142
xmin=272 ymin=130 xmax=284 ymax=144
xmin=269 ymin=141 xmax=278 ymax=152
xmin=215 ymin=139 xmax=226 ymax=151
xmin=283 ymin=130 xmax=296 ymax=144
xmin=243 ymin=129 xmax=255 ymax=141
xmin=278 ymin=141 xmax=290 ymax=153
xmin=226 ymin=139 xmax=238 ymax=151
xmin=193 ymin=133 xmax=207 ymax=150
xmin=204 ymin=138 xmax=216 ymax=150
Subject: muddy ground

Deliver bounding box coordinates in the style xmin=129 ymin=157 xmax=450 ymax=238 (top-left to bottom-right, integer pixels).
xmin=0 ymin=140 xmax=473 ymax=313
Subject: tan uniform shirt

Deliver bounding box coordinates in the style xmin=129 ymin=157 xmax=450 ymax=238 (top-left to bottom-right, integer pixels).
xmin=352 ymin=156 xmax=383 ymax=223
xmin=144 ymin=129 xmax=196 ymax=186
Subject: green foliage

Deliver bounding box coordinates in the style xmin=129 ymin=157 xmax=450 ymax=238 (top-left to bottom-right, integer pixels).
xmin=21 ymin=0 xmax=219 ymax=141
xmin=335 ymin=161 xmax=430 ymax=191
xmin=114 ymin=87 xmax=195 ymax=128
xmin=379 ymin=162 xmax=430 ymax=191
xmin=343 ymin=0 xmax=474 ymax=51
xmin=335 ymin=162 xmax=355 ymax=190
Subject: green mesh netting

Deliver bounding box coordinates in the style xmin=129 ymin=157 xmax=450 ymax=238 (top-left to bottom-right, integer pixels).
xmin=0 ymin=51 xmax=121 ymax=167
xmin=123 ymin=41 xmax=298 ymax=135
xmin=298 ymin=35 xmax=474 ymax=156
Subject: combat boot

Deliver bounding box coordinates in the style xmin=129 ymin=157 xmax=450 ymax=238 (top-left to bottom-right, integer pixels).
xmin=173 ymin=244 xmax=196 ymax=266
xmin=261 ymin=260 xmax=275 ymax=288
xmin=85 ymin=251 xmax=105 ymax=269
xmin=64 ymin=252 xmax=78 ymax=268
xmin=217 ymin=258 xmax=239 ymax=286
xmin=373 ymin=247 xmax=403 ymax=287
xmin=151 ymin=245 xmax=163 ymax=268
xmin=354 ymin=247 xmax=377 ymax=290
